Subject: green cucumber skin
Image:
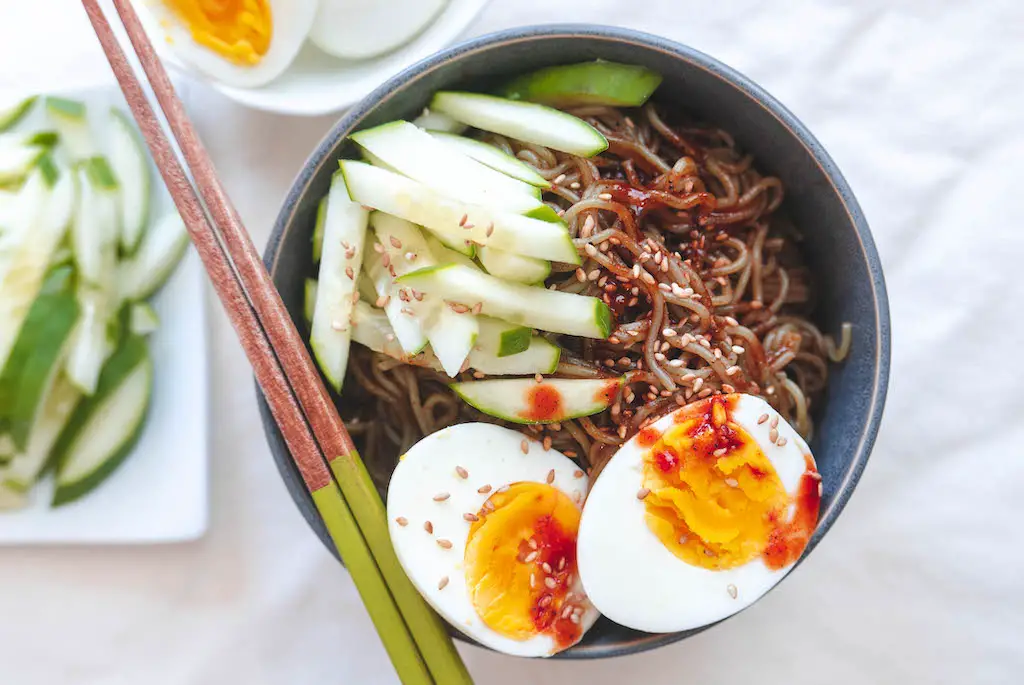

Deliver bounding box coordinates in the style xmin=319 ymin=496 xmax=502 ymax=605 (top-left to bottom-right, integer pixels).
xmin=304 ymin=278 xmax=317 ymax=326
xmin=44 ymin=97 xmax=87 ymax=120
xmin=497 ymin=327 xmax=532 ymax=357
xmin=0 ymin=96 xmax=38 ymax=133
xmin=499 ymin=62 xmax=663 ymax=107
xmin=312 ymin=196 xmax=328 ymax=264
xmin=50 ymin=336 xmax=151 ymax=506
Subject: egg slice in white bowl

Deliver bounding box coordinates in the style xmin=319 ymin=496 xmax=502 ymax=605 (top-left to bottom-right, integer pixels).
xmin=386 ymin=423 xmax=599 ymax=657
xmin=577 ymin=393 xmax=822 ymax=634
xmin=136 ymin=0 xmax=317 ymax=89
xmin=310 ymin=0 xmax=449 ymax=60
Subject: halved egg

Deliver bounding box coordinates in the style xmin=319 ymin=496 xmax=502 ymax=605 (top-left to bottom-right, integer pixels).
xmin=577 ymin=393 xmax=822 ymax=633
xmin=139 ymin=0 xmax=317 ymax=88
xmin=308 ymin=0 xmax=448 ymax=60
xmin=387 ymin=423 xmax=599 ymax=657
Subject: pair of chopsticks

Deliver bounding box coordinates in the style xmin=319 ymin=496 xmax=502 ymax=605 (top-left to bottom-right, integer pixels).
xmin=80 ymin=2 xmax=473 ymax=683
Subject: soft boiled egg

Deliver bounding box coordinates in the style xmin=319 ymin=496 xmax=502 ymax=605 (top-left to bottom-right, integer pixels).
xmin=386 ymin=423 xmax=599 ymax=657
xmin=308 ymin=0 xmax=448 ymax=60
xmin=577 ymin=393 xmax=822 ymax=633
xmin=141 ymin=0 xmax=317 ymax=88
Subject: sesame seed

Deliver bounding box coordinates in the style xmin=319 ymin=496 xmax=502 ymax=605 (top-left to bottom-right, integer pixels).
xmin=713 ymin=448 xmax=726 ymax=457
xmin=437 ymin=539 xmax=453 ymax=549
xmin=449 ymin=303 xmax=469 ymax=314
xmin=463 ymin=223 xmax=475 ymax=230
xmin=381 ymin=252 xmax=391 ymax=267
xmin=455 ymin=466 xmax=468 ymax=479
xmin=597 ymin=192 xmax=613 ymax=201
xmin=412 ymin=290 xmax=424 ymax=302
xmin=485 ymin=222 xmax=495 ymax=237
xmin=562 ymin=604 xmax=573 ymax=619
xmin=463 ymin=512 xmax=479 ymax=522
xmin=521 ymin=440 xmax=529 ymax=454
xmin=424 ymin=521 xmax=433 ymax=534
xmin=693 ymin=377 xmax=704 ymax=392
xmin=714 ymin=348 xmax=723 ymax=359
xmin=777 ymin=437 xmax=788 ymax=447
xmin=438 ymin=576 xmax=449 ymax=590
xmin=725 ymin=316 xmax=739 ymax=326
xmin=345 ymin=247 xmax=356 ymax=259
xmin=471 ymin=302 xmax=483 ymax=315
xmin=722 ymin=384 xmax=735 ymax=393
xmin=581 ymin=216 xmax=596 ymax=237
xmin=535 ymin=373 xmax=544 ymax=383
xmin=390 ymin=236 xmax=402 ymax=249
xmin=477 ymin=484 xmax=492 ymax=493
xmin=769 ymin=428 xmax=779 ymax=443
xmin=663 ymin=328 xmax=677 ymax=337
xmin=570 ymin=181 xmax=581 ymax=189
xmin=373 ymin=242 xmax=385 ymax=253
xmin=654 ymin=352 xmax=666 ymax=362
xmin=459 ymin=213 xmax=468 ymax=226
xmin=553 ymin=173 xmax=567 ymax=185
xmin=637 ymin=487 xmax=650 ymax=500
xmin=546 ymin=469 xmax=555 ymax=484
xmin=726 ymin=365 xmax=741 ymax=375
xmin=573 ymin=470 xmax=584 ymax=479
xmin=544 ymin=577 xmax=557 ymax=589
xmin=584 ymin=243 xmax=598 ymax=256
xmin=642 ymin=272 xmax=656 ymax=285
xmin=658 ymin=282 xmax=671 ymax=293
xmin=345 ymin=266 xmax=354 ymax=280
xmin=770 ymin=416 xmax=779 ymax=429
xmin=541 ymin=562 xmax=552 ymax=574
xmin=525 ymin=551 xmax=539 ymax=563
xmin=725 ymin=478 xmax=738 ymax=487
xmin=528 ymin=538 xmax=538 ymax=550
xmin=757 ymin=414 xmax=769 ymax=424
xmin=530 ymin=573 xmax=536 ymax=588
xmin=400 ymin=307 xmax=415 ymax=316
xmin=569 ymin=613 xmax=580 ymax=624
xmin=395 ymin=517 xmax=408 ymax=526
xmin=543 ymin=437 xmax=553 ymax=451
xmin=727 ymin=584 xmax=737 ymax=599
xmin=539 ymin=594 xmax=553 ymax=608
xmin=433 ymin=492 xmax=450 ymax=502
xmin=668 ymin=359 xmax=684 ymax=368
xmin=732 ymin=345 xmax=745 ymax=354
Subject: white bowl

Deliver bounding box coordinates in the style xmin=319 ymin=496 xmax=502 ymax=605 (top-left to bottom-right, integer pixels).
xmin=132 ymin=0 xmax=490 ymax=116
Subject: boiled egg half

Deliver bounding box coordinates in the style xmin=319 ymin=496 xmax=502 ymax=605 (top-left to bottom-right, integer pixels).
xmin=141 ymin=0 xmax=317 ymax=88
xmin=387 ymin=423 xmax=599 ymax=657
xmin=577 ymin=393 xmax=822 ymax=633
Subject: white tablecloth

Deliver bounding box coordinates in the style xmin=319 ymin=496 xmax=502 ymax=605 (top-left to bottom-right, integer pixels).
xmin=2 ymin=1 xmax=1022 ymax=683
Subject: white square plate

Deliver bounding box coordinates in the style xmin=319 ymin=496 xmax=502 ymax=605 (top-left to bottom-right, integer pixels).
xmin=0 ymin=83 xmax=209 ymax=544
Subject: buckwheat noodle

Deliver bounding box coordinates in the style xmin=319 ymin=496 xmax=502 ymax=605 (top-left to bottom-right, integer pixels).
xmin=339 ymin=102 xmax=852 ymax=493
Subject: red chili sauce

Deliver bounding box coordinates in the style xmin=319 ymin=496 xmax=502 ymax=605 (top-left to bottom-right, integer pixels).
xmin=527 ymin=515 xmax=581 ymax=649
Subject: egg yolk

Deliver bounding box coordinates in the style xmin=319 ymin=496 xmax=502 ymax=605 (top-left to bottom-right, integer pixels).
xmin=464 ymin=482 xmax=583 ymax=649
xmin=642 ymin=397 xmax=790 ymax=570
xmin=163 ymin=0 xmax=272 ymax=65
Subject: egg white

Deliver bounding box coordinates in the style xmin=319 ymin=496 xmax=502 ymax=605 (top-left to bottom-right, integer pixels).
xmin=386 ymin=422 xmax=599 ymax=657
xmin=577 ymin=394 xmax=818 ymax=633
xmin=308 ymin=0 xmax=448 ymax=60
xmin=138 ymin=0 xmax=317 ymax=88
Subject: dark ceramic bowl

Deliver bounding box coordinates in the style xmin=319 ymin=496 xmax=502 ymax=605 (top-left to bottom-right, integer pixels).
xmin=259 ymin=25 xmax=890 ymax=659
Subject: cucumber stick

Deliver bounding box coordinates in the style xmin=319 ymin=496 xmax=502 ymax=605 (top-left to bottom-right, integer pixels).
xmin=0 ymin=131 xmax=54 ymax=187
xmin=0 ymin=169 xmax=75 ymax=373
xmin=118 ymin=212 xmax=189 ymax=301
xmin=108 ymin=108 xmax=150 ymax=254
xmin=499 ymin=61 xmax=663 ymax=107
xmin=1 ymin=374 xmax=80 ymax=493
xmin=477 ymin=245 xmax=550 ymax=284
xmin=430 ymin=91 xmax=608 ymax=157
xmin=0 ymin=96 xmax=37 ymax=133
xmin=365 ymin=249 xmax=427 ymax=356
xmin=428 ymin=132 xmax=550 ymax=188
xmin=52 ymin=335 xmax=152 ymax=507
xmin=371 ymin=213 xmax=477 ymax=377
xmin=45 ymin=97 xmax=95 ymax=162
xmin=339 ymin=161 xmax=578 ymax=264
xmin=412 ymin=109 xmax=466 ymax=134
xmin=311 ymin=195 xmax=327 ymax=264
xmin=451 ymin=376 xmax=622 ymax=424
xmin=399 ymin=264 xmax=612 ymax=339
xmin=311 ymin=173 xmax=369 ymax=392
xmin=352 ymin=121 xmax=543 ymax=211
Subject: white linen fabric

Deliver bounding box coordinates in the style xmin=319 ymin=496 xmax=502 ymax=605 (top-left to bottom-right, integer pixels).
xmin=1 ymin=1 xmax=1021 ymax=683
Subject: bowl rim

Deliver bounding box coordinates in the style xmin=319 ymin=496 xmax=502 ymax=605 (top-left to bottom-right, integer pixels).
xmin=261 ymin=23 xmax=891 ymax=659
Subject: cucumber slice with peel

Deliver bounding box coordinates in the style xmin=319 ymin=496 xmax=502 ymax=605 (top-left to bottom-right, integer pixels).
xmin=311 ymin=195 xmax=327 ymax=264
xmin=108 ymin=109 xmax=151 ymax=254
xmin=0 ymin=132 xmax=54 ymax=187
xmin=430 ymin=91 xmax=608 ymax=157
xmin=399 ymin=264 xmax=612 ymax=339
xmin=338 ymin=160 xmax=578 ymax=264
xmin=52 ymin=336 xmax=151 ymax=506
xmin=412 ymin=109 xmax=466 ymax=134
xmin=352 ymin=121 xmax=543 ymax=212
xmin=45 ymin=97 xmax=95 ymax=162
xmin=428 ymin=132 xmax=550 ymax=188
xmin=499 ymin=61 xmax=663 ymax=107
xmin=478 ymin=317 xmax=531 ymax=357
xmin=1 ymin=374 xmax=80 ymax=493
xmin=118 ymin=212 xmax=189 ymax=301
xmin=477 ymin=245 xmax=550 ymax=284
xmin=451 ymin=376 xmax=623 ymax=424
xmin=72 ymin=162 xmax=118 ymax=286
xmin=0 ymin=96 xmax=37 ymax=133
xmin=365 ymin=250 xmax=427 ymax=356
xmin=310 ymin=173 xmax=369 ymax=391
xmin=304 ymin=278 xmax=318 ymax=326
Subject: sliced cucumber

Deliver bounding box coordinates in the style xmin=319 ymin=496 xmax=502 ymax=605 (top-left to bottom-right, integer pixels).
xmin=65 ymin=287 xmax=116 ymax=395
xmin=338 ymin=161 xmax=578 ymax=264
xmin=108 ymin=109 xmax=150 ymax=254
xmin=311 ymin=194 xmax=328 ymax=264
xmin=119 ymin=212 xmax=189 ymax=300
xmin=352 ymin=121 xmax=542 ymax=212
xmin=470 ymin=336 xmax=560 ymax=375
xmin=0 ymin=96 xmax=37 ymax=133
xmin=430 ymin=91 xmax=608 ymax=157
xmin=412 ymin=109 xmax=466 ymax=134
xmin=0 ymin=268 xmax=79 ymax=451
xmin=311 ymin=173 xmax=369 ymax=392
xmin=451 ymin=376 xmax=622 ymax=424
xmin=429 ymin=132 xmax=550 ymax=189
xmin=45 ymin=96 xmax=94 ymax=162
xmin=0 ymin=169 xmax=75 ymax=372
xmin=304 ymin=278 xmax=318 ymax=326
xmin=72 ymin=162 xmax=118 ymax=286
xmin=364 ymin=249 xmax=427 ymax=356
xmin=477 ymin=245 xmax=550 ymax=284
xmin=399 ymin=264 xmax=612 ymax=339
xmin=1 ymin=374 xmax=80 ymax=493
xmin=425 ymin=234 xmax=478 ymax=270
xmin=129 ymin=302 xmax=159 ymax=336
xmin=477 ymin=317 xmax=531 ymax=357
xmin=52 ymin=336 xmax=151 ymax=507
xmin=499 ymin=61 xmax=663 ymax=107
xmin=0 ymin=132 xmax=54 ymax=187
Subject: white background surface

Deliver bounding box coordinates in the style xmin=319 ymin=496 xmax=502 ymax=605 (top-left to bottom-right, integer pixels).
xmin=1 ymin=1 xmax=1022 ymax=683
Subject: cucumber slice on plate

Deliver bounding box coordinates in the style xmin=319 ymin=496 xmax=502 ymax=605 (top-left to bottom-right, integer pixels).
xmin=311 ymin=195 xmax=328 ymax=264
xmin=451 ymin=376 xmax=623 ymax=424
xmin=1 ymin=374 xmax=80 ymax=493
xmin=0 ymin=131 xmax=56 ymax=187
xmin=499 ymin=61 xmax=663 ymax=107
xmin=399 ymin=264 xmax=612 ymax=339
xmin=352 ymin=121 xmax=543 ymax=212
xmin=428 ymin=132 xmax=550 ymax=189
xmin=310 ymin=173 xmax=369 ymax=391
xmin=118 ymin=212 xmax=189 ymax=301
xmin=108 ymin=108 xmax=151 ymax=254
xmin=412 ymin=109 xmax=466 ymax=134
xmin=72 ymin=160 xmax=118 ymax=286
xmin=0 ymin=96 xmax=37 ymax=133
xmin=45 ymin=97 xmax=95 ymax=162
xmin=430 ymin=91 xmax=608 ymax=158
xmin=338 ymin=161 xmax=578 ymax=264
xmin=51 ymin=335 xmax=152 ymax=507
xmin=477 ymin=245 xmax=550 ymax=284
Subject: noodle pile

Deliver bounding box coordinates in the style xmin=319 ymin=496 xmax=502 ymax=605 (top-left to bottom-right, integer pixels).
xmin=340 ymin=102 xmax=851 ymax=492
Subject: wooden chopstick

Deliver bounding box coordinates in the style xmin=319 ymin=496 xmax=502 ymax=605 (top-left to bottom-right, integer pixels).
xmin=79 ymin=2 xmax=471 ymax=684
